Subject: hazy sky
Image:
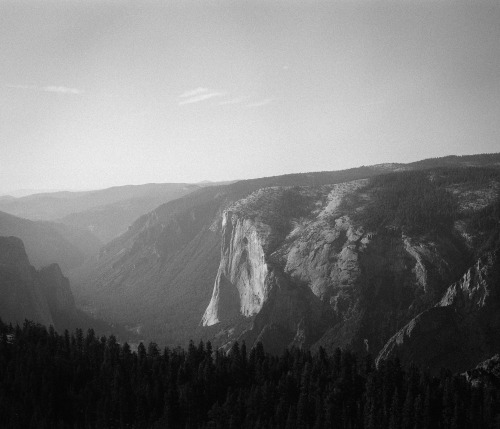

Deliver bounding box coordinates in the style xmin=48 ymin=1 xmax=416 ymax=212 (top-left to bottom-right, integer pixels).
xmin=1 ymin=0 xmax=499 ymax=193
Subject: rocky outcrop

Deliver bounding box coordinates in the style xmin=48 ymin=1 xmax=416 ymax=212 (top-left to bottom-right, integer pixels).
xmin=376 ymin=250 xmax=500 ymax=373
xmin=0 ymin=235 xmax=83 ymax=331
xmin=201 ymin=180 xmax=471 ymax=354
xmin=464 ymin=355 xmax=500 ymax=387
xmin=38 ymin=263 xmax=76 ymax=317
xmin=282 ymin=181 xmax=368 ymax=301
xmin=0 ymin=236 xmax=53 ymax=327
xmin=201 ymin=167 xmax=494 ymax=354
xmin=202 ymin=211 xmax=270 ymax=325
xmin=202 ymin=183 xmax=369 ymax=329
xmin=201 ymin=186 xmax=337 ymax=350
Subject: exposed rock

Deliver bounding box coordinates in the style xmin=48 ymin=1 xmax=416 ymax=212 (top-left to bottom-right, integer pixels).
xmin=201 ymin=179 xmax=469 ymax=354
xmin=202 ymin=158 xmax=500 ymax=360
xmin=0 ymin=236 xmax=93 ymax=333
xmin=202 ymin=211 xmax=270 ymax=326
xmin=463 ymin=355 xmax=500 ymax=387
xmin=376 ymin=250 xmax=500 ymax=373
xmin=70 ymin=155 xmax=500 ymax=358
xmin=38 ymin=263 xmax=76 ymax=316
xmin=0 ymin=236 xmax=53 ymax=327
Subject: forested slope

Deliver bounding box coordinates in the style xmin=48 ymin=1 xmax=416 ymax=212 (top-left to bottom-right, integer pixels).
xmin=0 ymin=319 xmax=499 ymax=429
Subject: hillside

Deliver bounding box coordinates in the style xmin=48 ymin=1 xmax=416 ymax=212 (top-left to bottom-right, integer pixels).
xmin=71 ymin=153 xmax=500 ymax=368
xmin=0 ymin=183 xmax=200 ymax=244
xmin=0 ymin=235 xmax=131 ymax=337
xmin=0 ymin=211 xmax=101 ymax=273
xmin=377 ymin=244 xmax=500 ymax=373
xmin=71 ymin=165 xmax=390 ymax=343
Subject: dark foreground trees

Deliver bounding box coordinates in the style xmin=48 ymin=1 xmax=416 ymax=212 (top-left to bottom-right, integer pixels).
xmin=0 ymin=319 xmax=499 ymax=429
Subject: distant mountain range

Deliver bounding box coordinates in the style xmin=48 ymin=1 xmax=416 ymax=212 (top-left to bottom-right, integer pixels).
xmin=0 ymin=183 xmax=200 ymax=243
xmin=0 ymin=210 xmax=100 ymax=273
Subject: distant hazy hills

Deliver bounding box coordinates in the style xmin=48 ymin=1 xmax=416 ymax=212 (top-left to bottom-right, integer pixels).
xmin=0 ymin=183 xmax=200 ymax=243
xmin=0 ymin=235 xmax=131 ymax=336
xmin=0 ymin=210 xmax=100 ymax=273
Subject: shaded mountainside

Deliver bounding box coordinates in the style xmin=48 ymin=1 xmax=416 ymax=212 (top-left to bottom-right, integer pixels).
xmin=0 ymin=236 xmax=78 ymax=330
xmin=0 ymin=210 xmax=101 ymax=273
xmin=377 ymin=248 xmax=500 ymax=373
xmin=0 ymin=236 xmax=53 ymax=327
xmin=0 ymin=183 xmax=200 ymax=245
xmin=71 ymin=154 xmax=500 ymax=360
xmin=0 ymin=236 xmax=131 ymax=336
xmin=56 ymin=183 xmax=201 ymax=243
xmin=464 ymin=354 xmax=500 ymax=388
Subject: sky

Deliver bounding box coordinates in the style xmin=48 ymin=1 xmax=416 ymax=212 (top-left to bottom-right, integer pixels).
xmin=1 ymin=0 xmax=499 ymax=194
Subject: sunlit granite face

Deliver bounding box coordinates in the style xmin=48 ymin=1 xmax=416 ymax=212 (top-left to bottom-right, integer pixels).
xmin=202 ymin=211 xmax=270 ymax=326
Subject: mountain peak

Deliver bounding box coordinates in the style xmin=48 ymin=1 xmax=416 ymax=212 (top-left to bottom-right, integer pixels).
xmin=0 ymin=236 xmax=32 ymax=279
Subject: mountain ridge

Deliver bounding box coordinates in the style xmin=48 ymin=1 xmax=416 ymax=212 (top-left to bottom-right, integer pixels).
xmin=0 ymin=210 xmax=101 ymax=273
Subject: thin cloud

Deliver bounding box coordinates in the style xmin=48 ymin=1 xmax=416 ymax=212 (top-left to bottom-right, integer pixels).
xmin=179 ymin=87 xmax=209 ymax=98
xmin=247 ymin=98 xmax=274 ymax=108
xmin=178 ymin=90 xmax=226 ymax=106
xmin=6 ymin=84 xmax=83 ymax=95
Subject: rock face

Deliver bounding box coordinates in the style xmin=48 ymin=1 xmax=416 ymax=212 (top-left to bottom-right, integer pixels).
xmin=0 ymin=236 xmax=53 ymax=327
xmin=200 ymin=179 xmax=473 ymax=355
xmin=0 ymin=236 xmax=81 ymax=331
xmin=464 ymin=355 xmax=500 ymax=387
xmin=38 ymin=263 xmax=76 ymax=320
xmin=376 ymin=250 xmax=500 ymax=373
xmin=202 ymin=210 xmax=270 ymax=326
xmin=200 ymin=164 xmax=500 ymax=363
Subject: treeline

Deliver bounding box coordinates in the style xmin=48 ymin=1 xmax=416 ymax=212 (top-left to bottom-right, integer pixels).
xmin=0 ymin=319 xmax=499 ymax=429
xmin=354 ymin=168 xmax=500 ymax=235
xmin=356 ymin=171 xmax=457 ymax=234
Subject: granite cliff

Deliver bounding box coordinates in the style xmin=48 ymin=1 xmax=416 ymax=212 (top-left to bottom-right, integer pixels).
xmin=199 ymin=164 xmax=500 ymax=365
xmin=200 ymin=172 xmax=481 ymax=355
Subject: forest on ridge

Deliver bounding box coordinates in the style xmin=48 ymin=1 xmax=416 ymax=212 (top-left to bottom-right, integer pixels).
xmin=0 ymin=319 xmax=499 ymax=429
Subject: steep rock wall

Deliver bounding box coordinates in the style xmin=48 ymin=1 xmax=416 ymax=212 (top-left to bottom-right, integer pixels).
xmin=202 ymin=211 xmax=270 ymax=326
xmin=202 ymin=180 xmax=475 ymax=355
xmin=0 ymin=236 xmax=54 ymax=327
xmin=39 ymin=263 xmax=76 ymax=315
